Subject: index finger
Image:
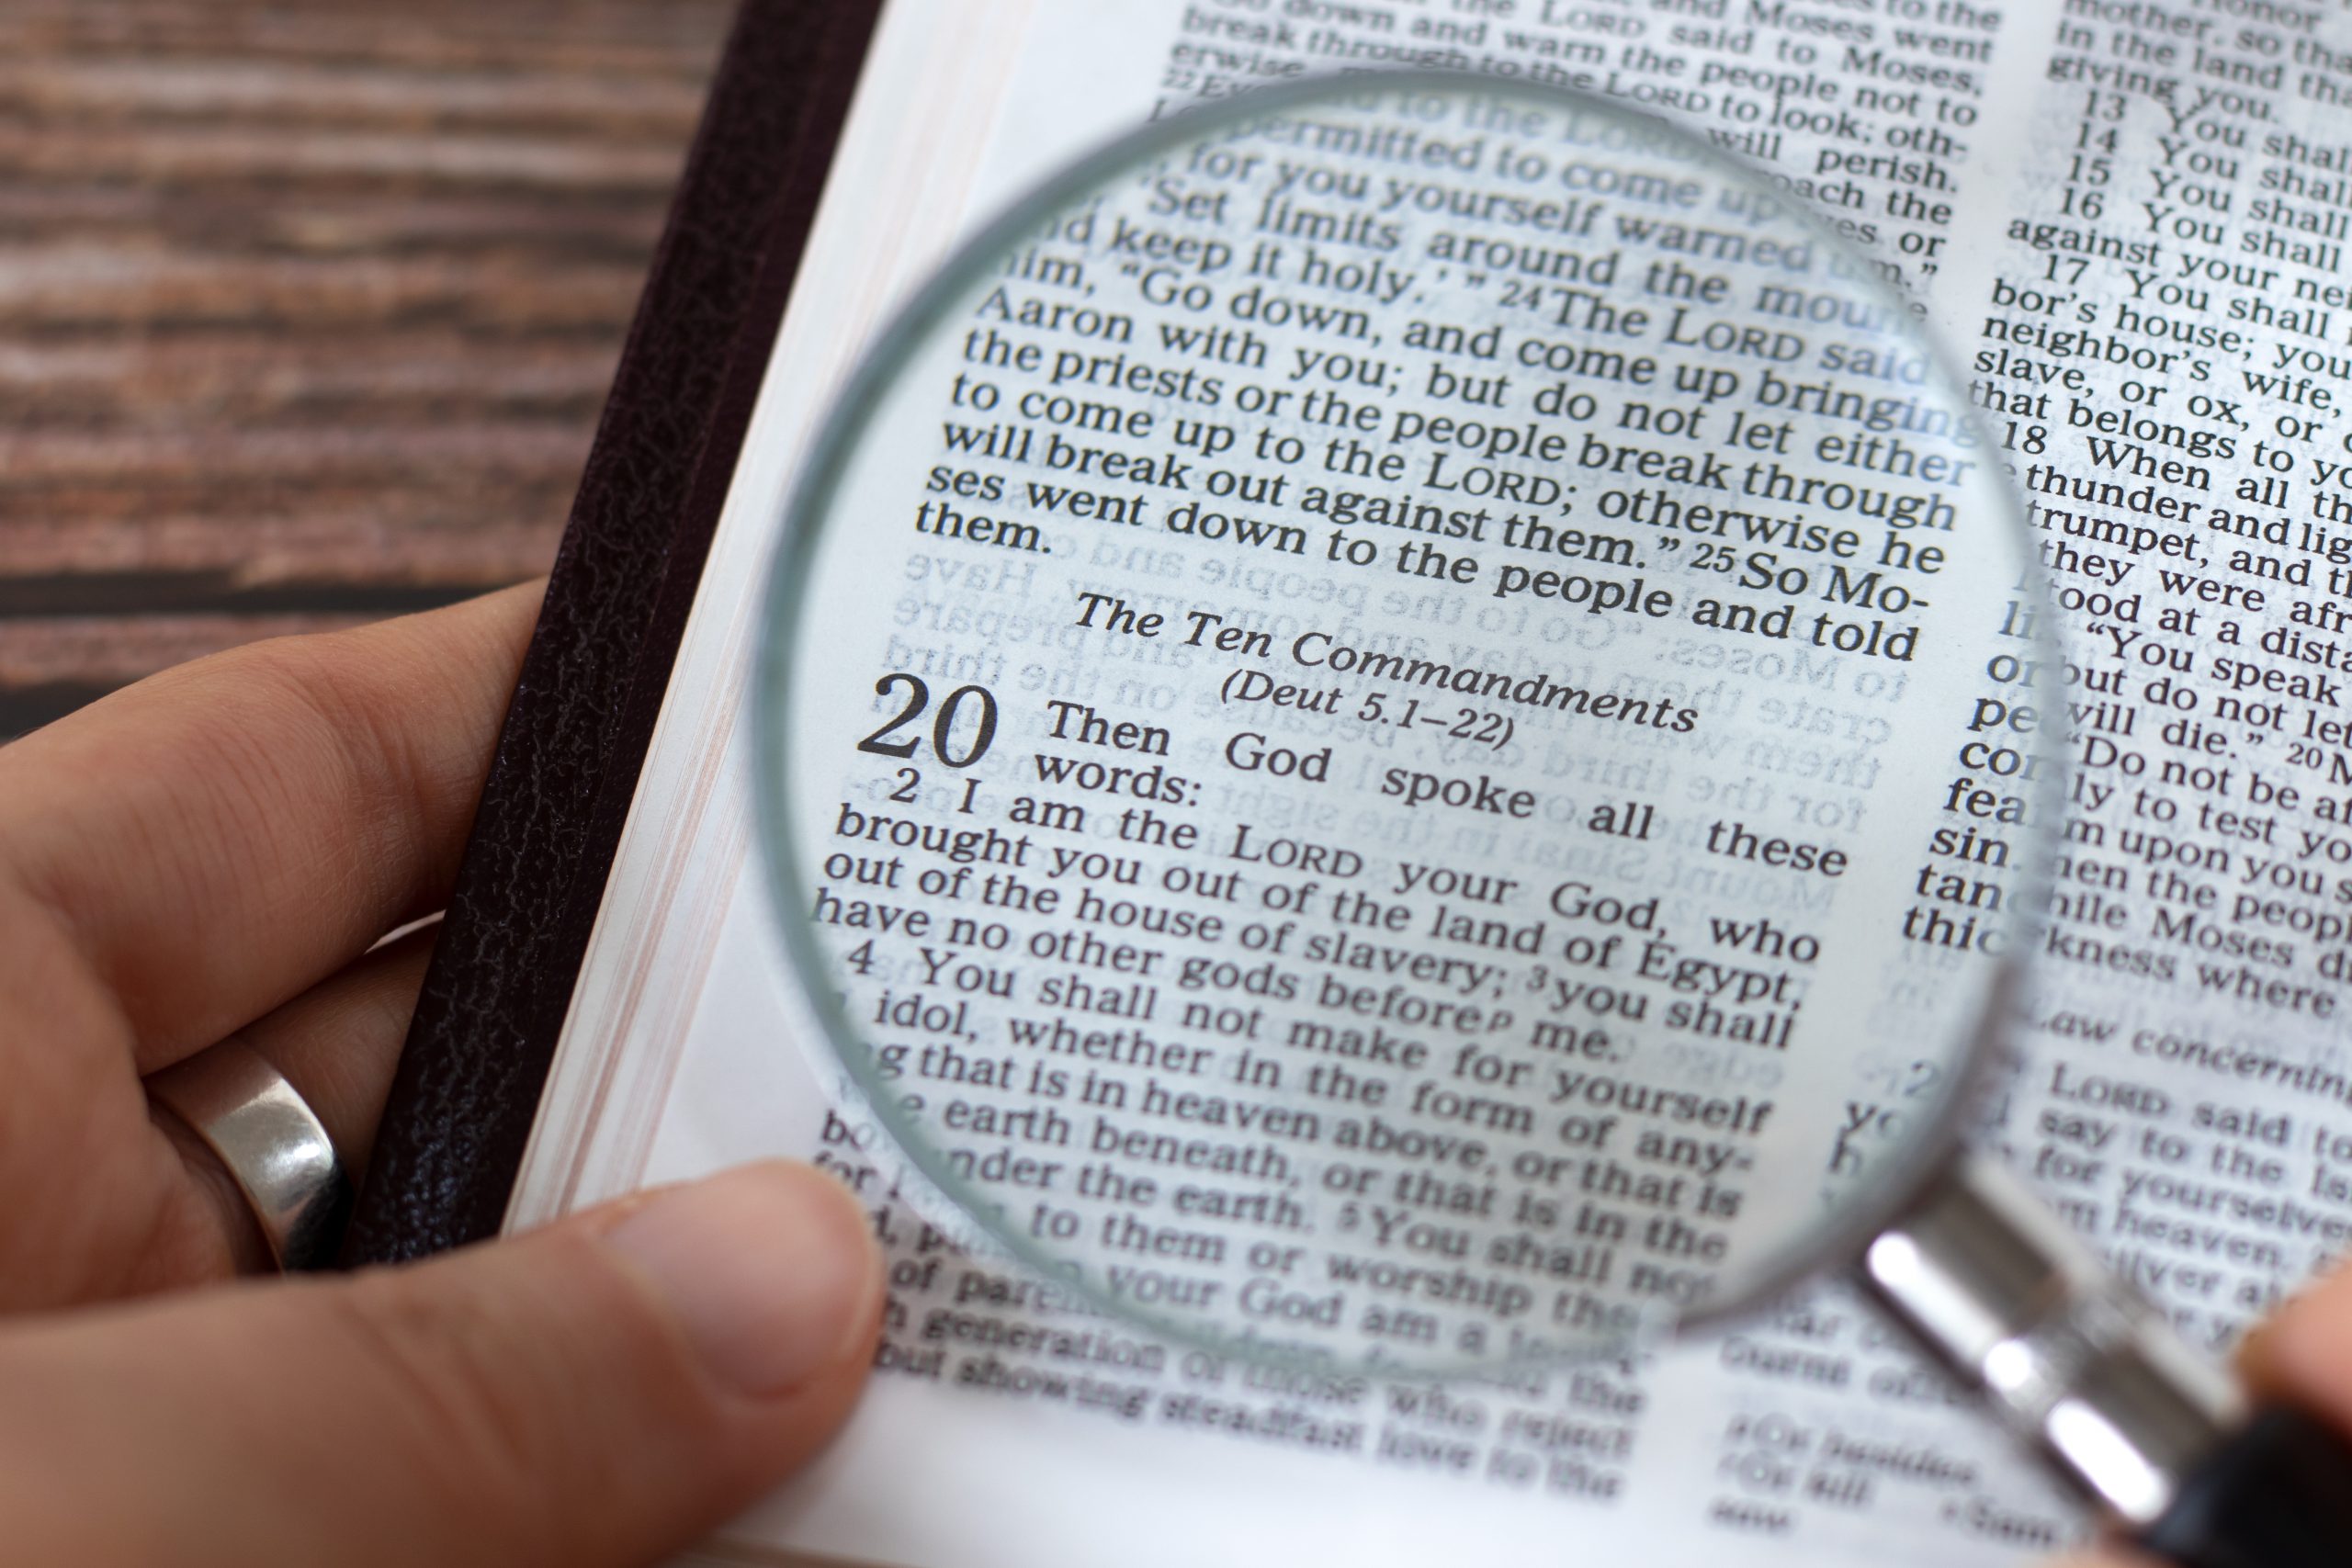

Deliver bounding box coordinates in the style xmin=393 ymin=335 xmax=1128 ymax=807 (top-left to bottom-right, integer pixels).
xmin=0 ymin=581 xmax=541 ymax=1071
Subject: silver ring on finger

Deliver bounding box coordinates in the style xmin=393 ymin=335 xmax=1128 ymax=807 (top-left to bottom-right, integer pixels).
xmin=148 ymin=1039 xmax=350 ymax=1271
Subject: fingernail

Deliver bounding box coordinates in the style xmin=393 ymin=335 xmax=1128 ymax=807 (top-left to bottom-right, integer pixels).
xmin=605 ymin=1162 xmax=881 ymax=1397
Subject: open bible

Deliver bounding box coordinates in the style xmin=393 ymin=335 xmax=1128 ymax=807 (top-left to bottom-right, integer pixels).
xmin=507 ymin=1 xmax=2352 ymax=1562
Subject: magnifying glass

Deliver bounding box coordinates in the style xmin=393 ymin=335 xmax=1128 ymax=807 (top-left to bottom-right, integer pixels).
xmin=755 ymin=72 xmax=2352 ymax=1567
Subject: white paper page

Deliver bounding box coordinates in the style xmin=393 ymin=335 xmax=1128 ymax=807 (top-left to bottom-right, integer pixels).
xmin=515 ymin=1 xmax=2352 ymax=1563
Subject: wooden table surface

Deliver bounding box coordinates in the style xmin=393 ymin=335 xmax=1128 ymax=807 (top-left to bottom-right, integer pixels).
xmin=0 ymin=0 xmax=735 ymax=736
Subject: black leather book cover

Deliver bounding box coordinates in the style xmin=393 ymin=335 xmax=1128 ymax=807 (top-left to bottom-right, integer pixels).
xmin=342 ymin=0 xmax=886 ymax=1266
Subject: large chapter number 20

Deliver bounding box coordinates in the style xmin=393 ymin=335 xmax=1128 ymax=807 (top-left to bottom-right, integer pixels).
xmin=855 ymin=673 xmax=998 ymax=769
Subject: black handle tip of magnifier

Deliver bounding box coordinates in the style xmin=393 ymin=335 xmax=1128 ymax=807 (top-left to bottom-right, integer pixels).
xmin=2135 ymin=1405 xmax=2352 ymax=1568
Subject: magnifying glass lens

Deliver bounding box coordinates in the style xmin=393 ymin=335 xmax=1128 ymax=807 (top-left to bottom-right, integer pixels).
xmin=763 ymin=79 xmax=2059 ymax=1376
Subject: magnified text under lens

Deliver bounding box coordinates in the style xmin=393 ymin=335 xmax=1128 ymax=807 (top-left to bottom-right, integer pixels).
xmin=763 ymin=79 xmax=2055 ymax=1377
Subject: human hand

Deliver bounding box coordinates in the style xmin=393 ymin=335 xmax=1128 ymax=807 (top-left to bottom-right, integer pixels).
xmin=0 ymin=585 xmax=884 ymax=1565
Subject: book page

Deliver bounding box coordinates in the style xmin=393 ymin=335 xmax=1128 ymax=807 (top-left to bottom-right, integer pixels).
xmin=515 ymin=2 xmax=2352 ymax=1563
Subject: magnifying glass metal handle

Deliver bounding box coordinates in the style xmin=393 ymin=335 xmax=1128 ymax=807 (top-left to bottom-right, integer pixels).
xmin=2137 ymin=1406 xmax=2352 ymax=1568
xmin=1861 ymin=1155 xmax=2352 ymax=1565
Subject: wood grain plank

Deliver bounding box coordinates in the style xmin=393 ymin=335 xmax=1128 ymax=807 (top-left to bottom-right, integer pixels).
xmin=0 ymin=0 xmax=735 ymax=739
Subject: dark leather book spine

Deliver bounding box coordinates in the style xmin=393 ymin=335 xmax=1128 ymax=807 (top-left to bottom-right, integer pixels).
xmin=343 ymin=0 xmax=886 ymax=1266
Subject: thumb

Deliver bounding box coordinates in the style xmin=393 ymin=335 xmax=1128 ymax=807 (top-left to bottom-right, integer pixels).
xmin=0 ymin=1161 xmax=884 ymax=1568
